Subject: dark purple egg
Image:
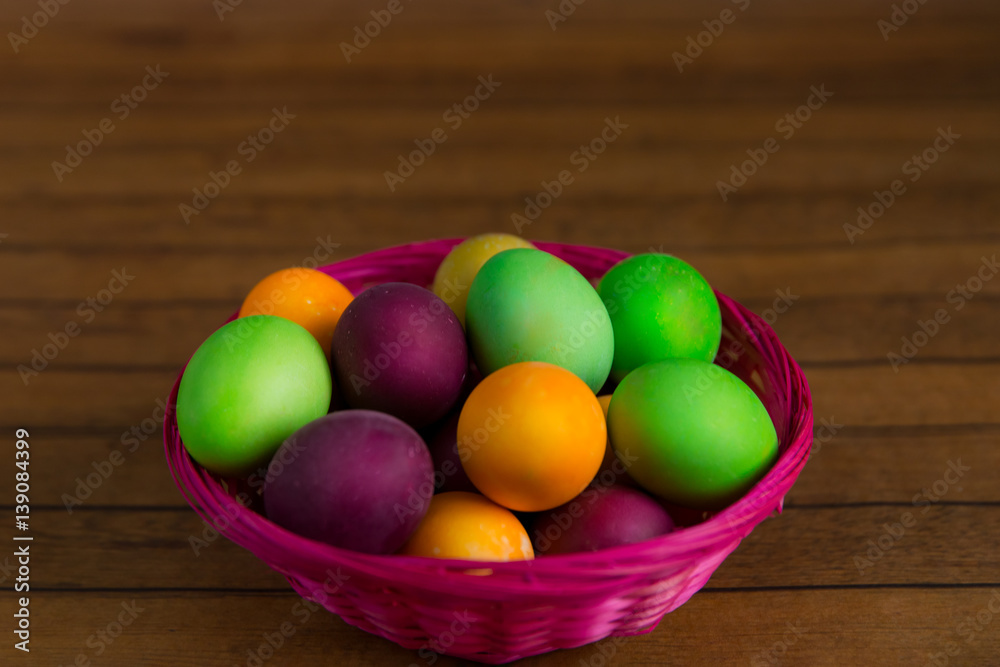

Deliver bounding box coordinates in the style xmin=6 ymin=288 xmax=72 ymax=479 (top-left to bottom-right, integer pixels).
xmin=331 ymin=282 xmax=468 ymax=428
xmin=263 ymin=410 xmax=434 ymax=554
xmin=427 ymin=411 xmax=477 ymax=494
xmin=531 ymin=485 xmax=675 ymax=555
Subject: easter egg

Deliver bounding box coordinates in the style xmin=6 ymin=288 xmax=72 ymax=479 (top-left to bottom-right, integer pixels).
xmin=595 ymin=395 xmax=637 ymax=487
xmin=608 ymin=358 xmax=778 ymax=510
xmin=532 ymin=485 xmax=675 ymax=555
xmin=427 ymin=412 xmax=477 ymax=494
xmin=239 ymin=267 xmax=353 ymax=358
xmin=466 ymin=248 xmax=614 ymax=392
xmin=400 ymin=492 xmax=533 ymax=561
xmin=331 ymin=283 xmax=468 ymax=428
xmin=263 ymin=410 xmax=434 ymax=554
xmin=432 ymin=233 xmax=535 ymax=326
xmin=458 ymin=361 xmax=605 ymax=512
xmin=598 ymin=253 xmax=721 ymax=382
xmin=177 ymin=315 xmax=331 ymax=476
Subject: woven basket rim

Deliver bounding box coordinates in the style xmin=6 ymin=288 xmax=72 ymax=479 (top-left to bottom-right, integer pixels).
xmin=164 ymin=238 xmax=813 ymax=590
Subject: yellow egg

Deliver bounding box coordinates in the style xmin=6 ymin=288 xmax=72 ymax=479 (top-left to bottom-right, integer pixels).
xmin=399 ymin=492 xmax=534 ymax=561
xmin=432 ymin=233 xmax=535 ymax=326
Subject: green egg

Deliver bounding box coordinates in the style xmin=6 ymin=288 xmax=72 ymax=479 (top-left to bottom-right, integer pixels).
xmin=465 ymin=248 xmax=613 ymax=392
xmin=598 ymin=253 xmax=722 ymax=382
xmin=177 ymin=315 xmax=332 ymax=476
xmin=608 ymin=358 xmax=778 ymax=510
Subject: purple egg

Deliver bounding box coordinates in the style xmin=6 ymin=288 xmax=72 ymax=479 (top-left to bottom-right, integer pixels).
xmin=427 ymin=412 xmax=477 ymax=494
xmin=331 ymin=282 xmax=468 ymax=428
xmin=531 ymin=485 xmax=675 ymax=555
xmin=263 ymin=410 xmax=434 ymax=554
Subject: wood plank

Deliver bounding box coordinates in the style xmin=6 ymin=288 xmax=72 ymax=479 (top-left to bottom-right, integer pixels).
xmin=2 ymin=106 xmax=999 ymax=148
xmin=4 ymin=23 xmax=997 ymax=82
xmin=2 ymin=25 xmax=997 ymax=109
xmin=792 ymin=430 xmax=999 ymax=504
xmin=805 ymin=364 xmax=1000 ymax=427
xmin=2 ymin=244 xmax=999 ymax=302
xmin=3 ymin=0 xmax=997 ymax=24
xmin=16 ymin=589 xmax=1000 ymax=666
xmin=0 ymin=141 xmax=994 ymax=198
xmin=4 ymin=294 xmax=1000 ymax=367
xmin=1 ymin=190 xmax=999 ymax=253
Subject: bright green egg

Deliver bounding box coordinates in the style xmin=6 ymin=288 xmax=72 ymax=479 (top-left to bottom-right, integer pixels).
xmin=465 ymin=248 xmax=613 ymax=392
xmin=608 ymin=358 xmax=778 ymax=510
xmin=177 ymin=315 xmax=332 ymax=476
xmin=598 ymin=253 xmax=721 ymax=382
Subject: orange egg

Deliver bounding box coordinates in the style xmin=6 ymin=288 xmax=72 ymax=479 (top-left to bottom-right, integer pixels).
xmin=399 ymin=492 xmax=533 ymax=561
xmin=239 ymin=268 xmax=353 ymax=358
xmin=458 ymin=362 xmax=605 ymax=512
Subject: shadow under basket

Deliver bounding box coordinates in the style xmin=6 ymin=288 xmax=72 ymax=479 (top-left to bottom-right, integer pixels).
xmin=164 ymin=239 xmax=814 ymax=664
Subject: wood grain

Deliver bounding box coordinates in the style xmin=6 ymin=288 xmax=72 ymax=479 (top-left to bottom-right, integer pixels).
xmin=20 ymin=590 xmax=1000 ymax=666
xmin=2 ymin=0 xmax=999 ymax=663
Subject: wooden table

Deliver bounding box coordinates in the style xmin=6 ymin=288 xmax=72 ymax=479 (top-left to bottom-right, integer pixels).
xmin=2 ymin=0 xmax=998 ymax=664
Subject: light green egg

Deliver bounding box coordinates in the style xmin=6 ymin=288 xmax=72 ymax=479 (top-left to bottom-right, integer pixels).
xmin=465 ymin=248 xmax=613 ymax=392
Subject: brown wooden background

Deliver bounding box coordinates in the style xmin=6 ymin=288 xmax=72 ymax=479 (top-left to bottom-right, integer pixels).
xmin=2 ymin=0 xmax=999 ymax=664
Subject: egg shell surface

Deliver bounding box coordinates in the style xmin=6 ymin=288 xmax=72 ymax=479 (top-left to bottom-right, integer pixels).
xmin=177 ymin=315 xmax=332 ymax=476
xmin=263 ymin=410 xmax=434 ymax=554
xmin=458 ymin=361 xmax=606 ymax=512
xmin=532 ymin=485 xmax=675 ymax=555
xmin=331 ymin=282 xmax=468 ymax=428
xmin=599 ymin=253 xmax=721 ymax=382
xmin=400 ymin=491 xmax=534 ymax=561
xmin=432 ymin=233 xmax=535 ymax=326
xmin=608 ymin=358 xmax=778 ymax=510
xmin=465 ymin=248 xmax=613 ymax=392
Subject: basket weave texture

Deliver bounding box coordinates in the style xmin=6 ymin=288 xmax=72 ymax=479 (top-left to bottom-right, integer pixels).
xmin=164 ymin=239 xmax=813 ymax=664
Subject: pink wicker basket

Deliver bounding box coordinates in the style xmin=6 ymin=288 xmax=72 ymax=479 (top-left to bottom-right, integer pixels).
xmin=164 ymin=239 xmax=813 ymax=664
